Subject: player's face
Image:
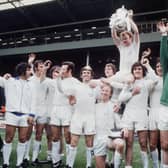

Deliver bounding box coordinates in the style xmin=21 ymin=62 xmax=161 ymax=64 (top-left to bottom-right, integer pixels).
xmin=81 ymin=70 xmax=92 ymax=82
xmin=156 ymin=62 xmax=162 ymax=77
xmin=25 ymin=68 xmax=32 ymax=79
xmin=52 ymin=69 xmax=60 ymax=79
xmin=37 ymin=63 xmax=44 ymax=73
xmin=120 ymin=32 xmax=132 ymax=46
xmin=101 ymin=85 xmax=112 ymax=102
xmin=104 ymin=66 xmax=114 ymax=78
xmin=133 ymin=66 xmax=143 ymax=79
xmin=60 ymin=65 xmax=69 ymax=78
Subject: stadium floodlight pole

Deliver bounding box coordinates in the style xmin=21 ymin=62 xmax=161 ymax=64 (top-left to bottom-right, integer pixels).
xmin=86 ymin=51 xmax=90 ymax=66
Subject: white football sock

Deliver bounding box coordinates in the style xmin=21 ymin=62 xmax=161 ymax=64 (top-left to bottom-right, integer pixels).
xmin=68 ymin=146 xmax=77 ymax=167
xmin=16 ymin=142 xmax=26 ymax=166
xmin=114 ymin=150 xmax=122 ymax=168
xmin=141 ymin=151 xmax=148 ymax=168
xmin=86 ymin=147 xmax=93 ymax=167
xmin=151 ymin=149 xmax=159 ymax=168
xmin=3 ymin=142 xmax=12 ymax=165
xmin=66 ymin=144 xmax=70 ymax=165
xmin=32 ymin=140 xmax=41 ymax=162
xmin=51 ymin=141 xmax=60 ymax=164
xmin=161 ymin=150 xmax=164 ymax=168
xmin=47 ymin=150 xmax=52 ymax=161
xmin=24 ymin=139 xmax=31 ymax=160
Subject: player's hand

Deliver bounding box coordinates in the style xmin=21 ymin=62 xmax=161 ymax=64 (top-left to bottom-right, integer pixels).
xmin=132 ymin=86 xmax=141 ymax=96
xmin=69 ymin=95 xmax=76 ymax=105
xmin=3 ymin=73 xmax=11 ymax=79
xmin=142 ymin=48 xmax=151 ymax=58
xmin=141 ymin=58 xmax=149 ymax=67
xmin=28 ymin=53 xmax=36 ymax=64
xmin=88 ymin=80 xmax=98 ymax=88
xmin=27 ymin=116 xmax=34 ymax=125
xmin=100 ymin=77 xmax=108 ymax=83
xmin=141 ymin=48 xmax=151 ymax=66
xmin=157 ymin=21 xmax=168 ymax=34
xmin=113 ymin=103 xmax=120 ymax=113
xmin=44 ymin=60 xmax=52 ymax=70
xmin=121 ymin=128 xmax=129 ymax=138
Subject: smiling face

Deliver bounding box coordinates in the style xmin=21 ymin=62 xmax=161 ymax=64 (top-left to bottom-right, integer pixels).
xmin=132 ymin=65 xmax=144 ymax=79
xmin=52 ymin=68 xmax=60 ymax=79
xmin=81 ymin=70 xmax=92 ymax=83
xmin=100 ymin=84 xmax=112 ymax=102
xmin=120 ymin=31 xmax=133 ymax=46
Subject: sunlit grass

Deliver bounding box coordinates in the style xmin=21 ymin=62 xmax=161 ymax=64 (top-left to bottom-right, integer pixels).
xmin=0 ymin=129 xmax=154 ymax=168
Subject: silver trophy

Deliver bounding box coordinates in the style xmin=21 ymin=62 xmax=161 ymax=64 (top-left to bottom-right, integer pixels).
xmin=109 ymin=5 xmax=133 ymax=34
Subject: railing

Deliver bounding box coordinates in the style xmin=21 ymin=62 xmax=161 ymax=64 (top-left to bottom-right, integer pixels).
xmin=1 ymin=8 xmax=168 ymax=49
xmin=0 ymin=20 xmax=159 ymax=49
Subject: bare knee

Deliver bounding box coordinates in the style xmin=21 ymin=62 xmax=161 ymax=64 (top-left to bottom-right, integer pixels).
xmin=150 ymin=142 xmax=157 ymax=151
xmin=139 ymin=139 xmax=147 ymax=151
xmin=85 ymin=136 xmax=93 ymax=147
xmin=116 ymin=141 xmax=125 ymax=152
xmin=5 ymin=136 xmax=14 ymax=143
xmin=71 ymin=136 xmax=79 ymax=147
xmin=18 ymin=132 xmax=27 ymax=143
xmin=161 ymin=141 xmax=168 ymax=151
xmin=36 ymin=133 xmax=43 ymax=141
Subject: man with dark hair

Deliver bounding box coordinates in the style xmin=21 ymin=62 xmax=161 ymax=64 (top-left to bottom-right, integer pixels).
xmin=61 ymin=61 xmax=75 ymax=76
xmin=1 ymin=62 xmax=34 ymax=168
xmin=118 ymin=62 xmax=154 ymax=168
xmin=31 ymin=59 xmax=53 ymax=165
xmin=50 ymin=61 xmax=80 ymax=168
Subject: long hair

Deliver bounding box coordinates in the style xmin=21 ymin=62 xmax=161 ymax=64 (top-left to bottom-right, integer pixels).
xmin=15 ymin=62 xmax=31 ymax=76
xmin=48 ymin=65 xmax=61 ymax=78
xmin=131 ymin=62 xmax=147 ymax=77
xmin=105 ymin=63 xmax=117 ymax=75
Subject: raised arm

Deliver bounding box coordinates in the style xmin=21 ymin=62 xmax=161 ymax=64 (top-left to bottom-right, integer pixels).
xmin=28 ymin=53 xmax=36 ymax=75
xmin=111 ymin=28 xmax=121 ymax=46
xmin=129 ymin=18 xmax=139 ymax=44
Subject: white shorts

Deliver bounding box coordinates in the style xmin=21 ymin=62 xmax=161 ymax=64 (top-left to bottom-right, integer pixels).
xmin=148 ymin=109 xmax=159 ymax=130
xmin=5 ymin=112 xmax=29 ymax=127
xmin=158 ymin=104 xmax=168 ymax=130
xmin=122 ymin=119 xmax=148 ymax=131
xmin=70 ymin=113 xmax=96 ymax=135
xmin=36 ymin=116 xmax=50 ymax=124
xmin=94 ymin=136 xmax=108 ymax=156
xmin=50 ymin=105 xmax=72 ymax=126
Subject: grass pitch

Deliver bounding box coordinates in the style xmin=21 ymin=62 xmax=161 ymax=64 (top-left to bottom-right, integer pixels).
xmin=0 ymin=129 xmax=154 ymax=168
